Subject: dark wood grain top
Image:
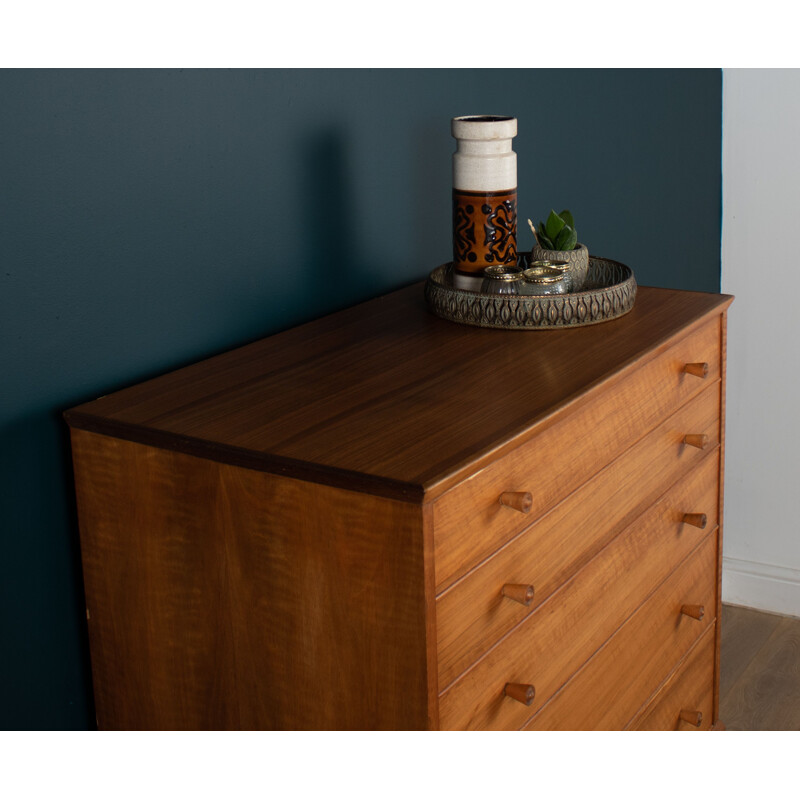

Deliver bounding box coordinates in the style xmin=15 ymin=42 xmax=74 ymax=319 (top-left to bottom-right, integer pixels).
xmin=65 ymin=283 xmax=733 ymax=501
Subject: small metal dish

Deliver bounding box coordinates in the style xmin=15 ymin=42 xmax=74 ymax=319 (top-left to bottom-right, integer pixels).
xmin=527 ymin=260 xmax=572 ymax=290
xmin=520 ymin=265 xmax=569 ymax=295
xmin=482 ymin=265 xmax=525 ymax=295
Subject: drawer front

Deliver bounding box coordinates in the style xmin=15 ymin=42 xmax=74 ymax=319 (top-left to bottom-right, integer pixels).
xmin=630 ymin=626 xmax=715 ymax=731
xmin=432 ymin=316 xmax=721 ymax=592
xmin=522 ymin=533 xmax=717 ymax=730
xmin=438 ymin=515 xmax=718 ymax=730
xmin=436 ymin=389 xmax=721 ymax=689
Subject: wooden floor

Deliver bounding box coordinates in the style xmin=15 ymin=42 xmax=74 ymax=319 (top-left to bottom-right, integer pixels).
xmin=719 ymin=603 xmax=800 ymax=730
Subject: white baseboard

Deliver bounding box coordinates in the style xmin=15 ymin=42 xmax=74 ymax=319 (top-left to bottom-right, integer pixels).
xmin=722 ymin=557 xmax=800 ymax=617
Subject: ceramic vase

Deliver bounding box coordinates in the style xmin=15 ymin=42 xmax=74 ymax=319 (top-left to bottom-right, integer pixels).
xmin=451 ymin=115 xmax=518 ymax=275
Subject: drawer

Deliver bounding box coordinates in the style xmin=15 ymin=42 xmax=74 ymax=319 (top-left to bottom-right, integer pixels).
xmin=522 ymin=533 xmax=717 ymax=730
xmin=437 ymin=515 xmax=718 ymax=730
xmin=629 ymin=626 xmax=715 ymax=730
xmin=436 ymin=390 xmax=721 ymax=689
xmin=432 ymin=316 xmax=721 ymax=592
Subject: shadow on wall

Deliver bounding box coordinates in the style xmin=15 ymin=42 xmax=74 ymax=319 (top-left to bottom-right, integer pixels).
xmin=0 ymin=408 xmax=95 ymax=729
xmin=411 ymin=119 xmax=451 ymax=272
xmin=301 ymin=130 xmax=388 ymax=308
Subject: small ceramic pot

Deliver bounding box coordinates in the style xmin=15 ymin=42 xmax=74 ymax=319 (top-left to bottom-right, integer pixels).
xmin=530 ymin=243 xmax=589 ymax=291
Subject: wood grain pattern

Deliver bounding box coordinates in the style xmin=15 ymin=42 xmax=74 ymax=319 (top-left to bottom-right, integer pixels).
xmin=64 ymin=283 xmax=732 ymax=730
xmin=523 ymin=535 xmax=717 ymax=731
xmin=438 ymin=506 xmax=718 ymax=730
xmin=432 ymin=317 xmax=722 ymax=591
xmin=631 ymin=627 xmax=715 ymax=731
xmin=436 ymin=430 xmax=720 ymax=691
xmin=64 ymin=286 xmax=732 ymax=502
xmin=71 ymin=429 xmax=434 ymax=730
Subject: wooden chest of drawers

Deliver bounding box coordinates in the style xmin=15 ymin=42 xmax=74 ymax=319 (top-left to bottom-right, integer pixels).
xmin=65 ymin=282 xmax=732 ymax=730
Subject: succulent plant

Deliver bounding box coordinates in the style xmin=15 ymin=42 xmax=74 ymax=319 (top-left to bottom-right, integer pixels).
xmin=531 ymin=209 xmax=578 ymax=251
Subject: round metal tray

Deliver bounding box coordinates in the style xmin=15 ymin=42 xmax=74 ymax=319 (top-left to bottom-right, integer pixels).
xmin=424 ymin=255 xmax=637 ymax=330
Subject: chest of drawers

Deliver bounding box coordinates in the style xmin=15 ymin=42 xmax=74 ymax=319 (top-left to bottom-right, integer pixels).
xmin=65 ymin=282 xmax=732 ymax=730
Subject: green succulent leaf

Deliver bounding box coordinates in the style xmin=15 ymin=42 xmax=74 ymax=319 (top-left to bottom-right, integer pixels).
xmin=537 ymin=222 xmax=553 ymax=249
xmin=536 ymin=222 xmax=554 ymax=249
xmin=559 ymin=209 xmax=575 ymax=230
xmin=544 ymin=209 xmax=565 ymax=242
xmin=555 ymin=225 xmax=578 ymax=251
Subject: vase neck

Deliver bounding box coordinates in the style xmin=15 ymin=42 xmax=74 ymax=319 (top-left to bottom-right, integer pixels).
xmin=456 ymin=138 xmax=513 ymax=156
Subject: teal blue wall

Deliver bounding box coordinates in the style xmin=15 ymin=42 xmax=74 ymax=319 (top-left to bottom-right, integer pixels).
xmin=0 ymin=69 xmax=721 ymax=729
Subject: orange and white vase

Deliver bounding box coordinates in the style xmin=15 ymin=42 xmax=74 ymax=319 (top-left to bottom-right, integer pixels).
xmin=451 ymin=115 xmax=518 ymax=275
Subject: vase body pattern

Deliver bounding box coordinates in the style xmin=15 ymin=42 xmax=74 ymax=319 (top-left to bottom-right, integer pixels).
xmin=451 ymin=116 xmax=518 ymax=275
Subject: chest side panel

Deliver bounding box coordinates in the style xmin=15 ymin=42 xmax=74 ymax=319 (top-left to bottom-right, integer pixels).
xmin=71 ymin=429 xmax=433 ymax=730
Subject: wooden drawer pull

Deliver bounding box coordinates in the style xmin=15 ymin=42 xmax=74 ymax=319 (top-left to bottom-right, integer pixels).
xmin=684 ymin=362 xmax=709 ymax=378
xmin=679 ymin=709 xmax=703 ymax=727
xmin=502 ymin=583 xmax=535 ymax=606
xmin=683 ymin=433 xmax=708 ymax=449
xmin=499 ymin=492 xmax=533 ymax=514
xmin=682 ymin=512 xmax=708 ymax=529
xmin=504 ymin=683 xmax=535 ymax=706
xmin=681 ymin=604 xmax=705 ymax=620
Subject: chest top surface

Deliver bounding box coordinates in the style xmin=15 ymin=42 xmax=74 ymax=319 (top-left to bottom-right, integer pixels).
xmin=65 ymin=283 xmax=732 ymax=501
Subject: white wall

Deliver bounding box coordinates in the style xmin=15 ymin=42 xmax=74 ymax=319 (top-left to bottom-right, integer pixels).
xmin=721 ymin=69 xmax=800 ymax=616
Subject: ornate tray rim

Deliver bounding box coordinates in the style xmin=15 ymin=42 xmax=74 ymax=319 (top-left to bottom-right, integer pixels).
xmin=424 ymin=255 xmax=637 ymax=330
